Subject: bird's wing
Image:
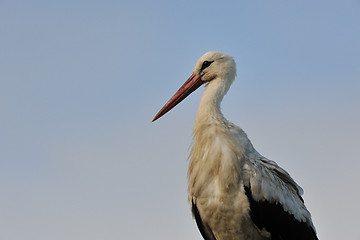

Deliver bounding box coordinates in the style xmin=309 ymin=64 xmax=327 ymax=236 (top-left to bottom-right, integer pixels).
xmin=191 ymin=198 xmax=217 ymax=240
xmin=242 ymin=156 xmax=318 ymax=240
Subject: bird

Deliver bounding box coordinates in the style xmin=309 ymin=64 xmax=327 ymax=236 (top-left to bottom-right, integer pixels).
xmin=152 ymin=51 xmax=318 ymax=240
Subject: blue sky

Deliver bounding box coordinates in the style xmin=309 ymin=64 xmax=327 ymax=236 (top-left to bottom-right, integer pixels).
xmin=1 ymin=1 xmax=360 ymax=239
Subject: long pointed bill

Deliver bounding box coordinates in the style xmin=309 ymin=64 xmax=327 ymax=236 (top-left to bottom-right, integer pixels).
xmin=152 ymin=73 xmax=204 ymax=122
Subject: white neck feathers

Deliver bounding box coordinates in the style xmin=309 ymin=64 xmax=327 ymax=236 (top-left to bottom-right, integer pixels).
xmin=194 ymin=78 xmax=232 ymax=128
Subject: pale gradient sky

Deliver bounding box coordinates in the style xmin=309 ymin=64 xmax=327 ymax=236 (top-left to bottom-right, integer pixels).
xmin=1 ymin=1 xmax=360 ymax=240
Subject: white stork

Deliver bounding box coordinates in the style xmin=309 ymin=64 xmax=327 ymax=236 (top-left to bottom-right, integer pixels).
xmin=152 ymin=52 xmax=318 ymax=240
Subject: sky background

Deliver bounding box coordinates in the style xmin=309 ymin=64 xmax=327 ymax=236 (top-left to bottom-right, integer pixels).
xmin=1 ymin=1 xmax=360 ymax=239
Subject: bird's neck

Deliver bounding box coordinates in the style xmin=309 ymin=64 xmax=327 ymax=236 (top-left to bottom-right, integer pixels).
xmin=189 ymin=79 xmax=243 ymax=198
xmin=194 ymin=78 xmax=230 ymax=128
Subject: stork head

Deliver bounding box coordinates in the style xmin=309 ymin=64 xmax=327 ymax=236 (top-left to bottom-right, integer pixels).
xmin=152 ymin=51 xmax=236 ymax=122
xmin=193 ymin=51 xmax=236 ymax=83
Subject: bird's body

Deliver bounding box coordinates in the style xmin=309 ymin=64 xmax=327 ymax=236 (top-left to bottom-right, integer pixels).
xmin=153 ymin=52 xmax=318 ymax=240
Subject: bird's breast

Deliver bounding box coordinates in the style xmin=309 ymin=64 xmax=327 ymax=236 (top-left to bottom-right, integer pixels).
xmin=188 ymin=125 xmax=268 ymax=239
xmin=188 ymin=124 xmax=245 ymax=198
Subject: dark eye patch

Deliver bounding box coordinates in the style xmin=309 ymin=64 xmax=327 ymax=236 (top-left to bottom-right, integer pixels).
xmin=201 ymin=60 xmax=214 ymax=71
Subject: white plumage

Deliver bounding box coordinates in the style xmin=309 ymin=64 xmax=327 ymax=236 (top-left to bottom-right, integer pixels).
xmin=153 ymin=51 xmax=318 ymax=240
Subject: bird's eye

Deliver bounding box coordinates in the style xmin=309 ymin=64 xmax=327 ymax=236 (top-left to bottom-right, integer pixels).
xmin=201 ymin=61 xmax=213 ymax=71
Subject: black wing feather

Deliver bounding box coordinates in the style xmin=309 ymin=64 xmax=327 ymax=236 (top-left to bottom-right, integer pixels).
xmin=244 ymin=185 xmax=318 ymax=240
xmin=191 ymin=199 xmax=217 ymax=240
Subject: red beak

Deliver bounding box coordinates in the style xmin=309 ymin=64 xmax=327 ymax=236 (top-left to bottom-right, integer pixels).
xmin=152 ymin=73 xmax=204 ymax=122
